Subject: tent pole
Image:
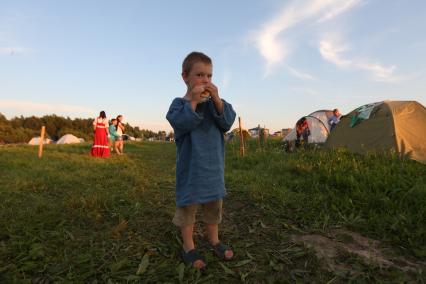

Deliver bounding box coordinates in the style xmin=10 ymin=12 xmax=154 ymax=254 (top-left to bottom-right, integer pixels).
xmin=263 ymin=124 xmax=267 ymax=145
xmin=257 ymin=124 xmax=261 ymax=148
xmin=239 ymin=117 xmax=245 ymax=157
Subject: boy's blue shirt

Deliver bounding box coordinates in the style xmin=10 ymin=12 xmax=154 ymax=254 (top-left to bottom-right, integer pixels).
xmin=166 ymin=97 xmax=236 ymax=207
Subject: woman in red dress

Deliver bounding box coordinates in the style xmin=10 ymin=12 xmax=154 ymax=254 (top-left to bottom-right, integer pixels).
xmin=91 ymin=111 xmax=110 ymax=157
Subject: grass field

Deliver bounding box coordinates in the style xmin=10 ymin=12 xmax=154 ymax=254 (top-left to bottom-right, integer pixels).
xmin=0 ymin=141 xmax=425 ymax=283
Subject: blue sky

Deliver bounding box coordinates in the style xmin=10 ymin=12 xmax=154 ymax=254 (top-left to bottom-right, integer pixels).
xmin=1 ymin=0 xmax=425 ymax=132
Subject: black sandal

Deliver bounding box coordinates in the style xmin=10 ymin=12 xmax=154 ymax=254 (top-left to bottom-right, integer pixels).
xmin=209 ymin=242 xmax=233 ymax=261
xmin=181 ymin=249 xmax=206 ymax=270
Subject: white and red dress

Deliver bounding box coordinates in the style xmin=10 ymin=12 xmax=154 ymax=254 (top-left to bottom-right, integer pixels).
xmin=91 ymin=117 xmax=110 ymax=157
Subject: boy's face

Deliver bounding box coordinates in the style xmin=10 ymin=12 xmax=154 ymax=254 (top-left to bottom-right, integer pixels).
xmin=182 ymin=62 xmax=212 ymax=89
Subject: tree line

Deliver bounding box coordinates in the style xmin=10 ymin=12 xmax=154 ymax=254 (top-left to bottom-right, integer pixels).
xmin=0 ymin=113 xmax=163 ymax=144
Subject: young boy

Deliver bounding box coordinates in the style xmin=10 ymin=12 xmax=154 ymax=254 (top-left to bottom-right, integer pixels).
xmin=166 ymin=52 xmax=236 ymax=270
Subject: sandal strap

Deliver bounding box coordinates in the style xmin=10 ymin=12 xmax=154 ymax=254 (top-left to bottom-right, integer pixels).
xmin=182 ymin=249 xmax=205 ymax=265
xmin=210 ymin=242 xmax=233 ymax=260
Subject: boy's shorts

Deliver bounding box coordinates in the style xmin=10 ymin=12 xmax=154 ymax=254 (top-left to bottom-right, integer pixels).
xmin=173 ymin=199 xmax=223 ymax=227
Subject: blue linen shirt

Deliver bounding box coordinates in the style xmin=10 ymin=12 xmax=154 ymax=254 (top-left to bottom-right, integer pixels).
xmin=166 ymin=97 xmax=236 ymax=207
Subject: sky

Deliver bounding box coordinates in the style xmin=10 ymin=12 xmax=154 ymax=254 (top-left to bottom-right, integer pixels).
xmin=1 ymin=0 xmax=425 ymax=133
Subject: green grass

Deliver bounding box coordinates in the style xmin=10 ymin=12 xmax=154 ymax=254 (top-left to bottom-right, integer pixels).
xmin=227 ymin=140 xmax=426 ymax=256
xmin=0 ymin=141 xmax=425 ymax=283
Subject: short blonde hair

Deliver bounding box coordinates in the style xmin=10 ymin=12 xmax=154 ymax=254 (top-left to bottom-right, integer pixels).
xmin=182 ymin=52 xmax=212 ymax=76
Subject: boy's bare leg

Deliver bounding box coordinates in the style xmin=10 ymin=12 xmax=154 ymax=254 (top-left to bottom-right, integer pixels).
xmin=181 ymin=225 xmax=205 ymax=269
xmin=206 ymin=224 xmax=233 ymax=259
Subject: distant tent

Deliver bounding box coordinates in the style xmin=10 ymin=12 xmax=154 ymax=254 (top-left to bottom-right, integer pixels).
xmin=56 ymin=134 xmax=81 ymax=144
xmin=325 ymin=101 xmax=426 ymax=164
xmin=28 ymin=137 xmax=53 ymax=145
xmin=283 ymin=110 xmax=334 ymax=143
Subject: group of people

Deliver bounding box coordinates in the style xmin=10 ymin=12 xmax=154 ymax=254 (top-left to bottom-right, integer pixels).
xmin=91 ymin=112 xmax=125 ymax=157
xmin=295 ymin=108 xmax=341 ymax=147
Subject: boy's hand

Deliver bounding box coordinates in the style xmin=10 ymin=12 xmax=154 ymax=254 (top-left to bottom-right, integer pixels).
xmin=205 ymin=83 xmax=219 ymax=100
xmin=205 ymin=82 xmax=224 ymax=115
xmin=188 ymin=84 xmax=206 ymax=110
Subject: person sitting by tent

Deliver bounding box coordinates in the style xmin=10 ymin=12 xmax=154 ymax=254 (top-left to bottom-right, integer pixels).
xmin=295 ymin=117 xmax=310 ymax=147
xmin=328 ymin=108 xmax=341 ymax=131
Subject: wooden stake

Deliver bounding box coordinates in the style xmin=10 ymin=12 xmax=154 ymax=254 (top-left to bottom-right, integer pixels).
xmin=263 ymin=124 xmax=267 ymax=144
xmin=257 ymin=124 xmax=261 ymax=148
xmin=238 ymin=117 xmax=245 ymax=157
xmin=38 ymin=126 xmax=46 ymax=158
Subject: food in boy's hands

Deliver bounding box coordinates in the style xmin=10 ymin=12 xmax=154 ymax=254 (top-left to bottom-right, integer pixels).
xmin=200 ymin=91 xmax=210 ymax=98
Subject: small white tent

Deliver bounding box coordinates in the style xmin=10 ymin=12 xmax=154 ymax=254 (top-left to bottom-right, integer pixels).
xmin=283 ymin=110 xmax=334 ymax=143
xmin=28 ymin=137 xmax=53 ymax=145
xmin=56 ymin=134 xmax=81 ymax=144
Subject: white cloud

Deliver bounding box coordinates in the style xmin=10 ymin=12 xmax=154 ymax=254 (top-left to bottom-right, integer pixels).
xmin=251 ymin=0 xmax=361 ymax=75
xmin=288 ymin=66 xmax=316 ymax=80
xmin=0 ymin=47 xmax=32 ymax=55
xmin=319 ymin=39 xmax=352 ymax=67
xmin=357 ymin=62 xmax=397 ymax=82
xmin=0 ymin=100 xmax=96 ymax=116
xmin=319 ymin=37 xmax=399 ymax=82
xmin=318 ymin=0 xmax=361 ymax=22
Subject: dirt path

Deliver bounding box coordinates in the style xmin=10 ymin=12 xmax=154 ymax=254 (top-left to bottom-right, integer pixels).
xmin=290 ymin=229 xmax=426 ymax=274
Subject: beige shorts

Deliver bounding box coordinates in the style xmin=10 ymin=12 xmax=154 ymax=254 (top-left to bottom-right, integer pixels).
xmin=173 ymin=199 xmax=223 ymax=227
